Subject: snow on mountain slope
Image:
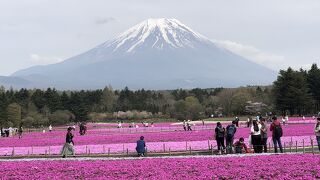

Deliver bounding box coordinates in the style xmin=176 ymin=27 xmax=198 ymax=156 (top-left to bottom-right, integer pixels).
xmin=10 ymin=18 xmax=277 ymax=90
xmin=107 ymin=18 xmax=209 ymax=52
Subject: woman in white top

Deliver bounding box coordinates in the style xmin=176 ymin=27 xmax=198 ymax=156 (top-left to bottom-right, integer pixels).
xmin=251 ymin=120 xmax=262 ymax=153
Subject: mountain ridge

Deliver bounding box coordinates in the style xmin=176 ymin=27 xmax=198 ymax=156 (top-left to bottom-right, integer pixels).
xmin=6 ymin=18 xmax=276 ymax=90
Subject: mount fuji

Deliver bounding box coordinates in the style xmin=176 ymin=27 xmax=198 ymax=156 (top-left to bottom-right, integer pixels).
xmin=7 ymin=18 xmax=276 ymax=90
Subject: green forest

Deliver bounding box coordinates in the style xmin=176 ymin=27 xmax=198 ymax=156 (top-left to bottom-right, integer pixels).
xmin=0 ymin=64 xmax=320 ymax=128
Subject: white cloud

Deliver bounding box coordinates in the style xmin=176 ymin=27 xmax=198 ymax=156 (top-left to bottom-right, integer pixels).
xmin=95 ymin=17 xmax=116 ymax=25
xmin=213 ymin=40 xmax=286 ymax=70
xmin=29 ymin=54 xmax=63 ymax=65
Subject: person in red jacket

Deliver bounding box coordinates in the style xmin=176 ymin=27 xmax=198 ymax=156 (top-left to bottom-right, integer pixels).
xmin=270 ymin=116 xmax=283 ymax=153
xmin=234 ymin=137 xmax=250 ymax=154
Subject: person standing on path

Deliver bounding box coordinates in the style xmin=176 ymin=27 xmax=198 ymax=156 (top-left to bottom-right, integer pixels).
xmin=48 ymin=125 xmax=52 ymax=132
xmin=187 ymin=120 xmax=192 ymax=131
xmin=315 ymin=117 xmax=320 ymax=151
xmin=183 ymin=120 xmax=187 ymax=131
xmin=226 ymin=121 xmax=237 ymax=153
xmin=251 ymin=120 xmax=262 ymax=153
xmin=235 ymin=117 xmax=240 ymax=127
xmin=215 ymin=122 xmax=225 ymax=154
xmin=260 ymin=118 xmax=268 ymax=153
xmin=18 ymin=125 xmax=23 ymax=139
xmin=270 ymin=116 xmax=283 ymax=153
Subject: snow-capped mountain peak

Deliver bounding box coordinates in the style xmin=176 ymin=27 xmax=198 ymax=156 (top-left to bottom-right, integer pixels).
xmin=10 ymin=18 xmax=276 ymax=90
xmin=102 ymin=18 xmax=210 ymax=53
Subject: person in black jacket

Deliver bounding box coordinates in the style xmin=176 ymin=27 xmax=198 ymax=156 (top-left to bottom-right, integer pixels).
xmin=215 ymin=122 xmax=225 ymax=154
xmin=61 ymin=127 xmax=75 ymax=158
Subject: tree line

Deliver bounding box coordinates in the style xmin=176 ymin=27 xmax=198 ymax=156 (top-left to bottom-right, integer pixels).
xmin=273 ymin=63 xmax=320 ymax=115
xmin=0 ymin=63 xmax=319 ymax=127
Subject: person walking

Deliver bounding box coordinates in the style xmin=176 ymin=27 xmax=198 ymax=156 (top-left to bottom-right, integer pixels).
xmin=183 ymin=120 xmax=187 ymax=131
xmin=136 ymin=136 xmax=146 ymax=157
xmin=18 ymin=125 xmax=23 ymax=139
xmin=260 ymin=118 xmax=268 ymax=153
xmin=315 ymin=117 xmax=320 ymax=151
xmin=48 ymin=125 xmax=53 ymax=132
xmin=226 ymin=121 xmax=237 ymax=153
xmin=215 ymin=122 xmax=225 ymax=154
xmin=270 ymin=116 xmax=283 ymax=153
xmin=187 ymin=120 xmax=192 ymax=131
xmin=61 ymin=127 xmax=75 ymax=158
xmin=251 ymin=120 xmax=262 ymax=153
xmin=79 ymin=123 xmax=85 ymax=135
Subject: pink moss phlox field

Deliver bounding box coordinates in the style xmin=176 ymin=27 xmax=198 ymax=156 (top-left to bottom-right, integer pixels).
xmin=0 ymin=135 xmax=316 ymax=155
xmin=0 ymin=123 xmax=315 ymax=147
xmin=0 ymin=154 xmax=319 ymax=179
xmin=0 ymin=121 xmax=318 ymax=155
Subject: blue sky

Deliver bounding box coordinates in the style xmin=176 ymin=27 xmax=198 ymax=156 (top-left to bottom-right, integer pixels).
xmin=0 ymin=0 xmax=319 ymax=75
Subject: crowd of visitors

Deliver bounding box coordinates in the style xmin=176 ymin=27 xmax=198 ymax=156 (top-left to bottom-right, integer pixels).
xmin=182 ymin=120 xmax=193 ymax=131
xmin=117 ymin=121 xmax=154 ymax=128
xmin=214 ymin=115 xmax=287 ymax=154
xmin=1 ymin=127 xmax=18 ymax=137
xmin=2 ymin=112 xmax=318 ymax=158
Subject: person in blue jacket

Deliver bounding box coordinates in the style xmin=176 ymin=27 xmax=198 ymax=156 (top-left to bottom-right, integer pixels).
xmin=136 ymin=136 xmax=146 ymax=157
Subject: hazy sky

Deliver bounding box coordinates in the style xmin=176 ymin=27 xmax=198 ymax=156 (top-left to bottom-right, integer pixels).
xmin=0 ymin=0 xmax=319 ymax=75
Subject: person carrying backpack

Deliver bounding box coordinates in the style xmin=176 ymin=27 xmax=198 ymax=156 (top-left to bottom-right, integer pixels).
xmin=270 ymin=116 xmax=283 ymax=153
xmin=226 ymin=121 xmax=237 ymax=153
xmin=215 ymin=122 xmax=226 ymax=154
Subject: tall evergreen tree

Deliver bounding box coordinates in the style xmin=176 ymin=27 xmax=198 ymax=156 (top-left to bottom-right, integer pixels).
xmin=44 ymin=88 xmax=61 ymax=113
xmin=0 ymin=92 xmax=8 ymax=127
xmin=31 ymin=89 xmax=46 ymax=111
xmin=7 ymin=103 xmax=22 ymax=127
xmin=273 ymin=67 xmax=312 ymax=115
xmin=307 ymin=63 xmax=320 ymax=112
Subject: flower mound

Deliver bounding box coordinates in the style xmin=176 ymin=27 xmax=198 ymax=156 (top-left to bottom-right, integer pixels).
xmin=1 ymin=154 xmax=320 ymax=179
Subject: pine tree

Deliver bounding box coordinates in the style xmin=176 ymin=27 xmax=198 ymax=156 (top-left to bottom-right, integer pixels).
xmin=7 ymin=103 xmax=22 ymax=127
xmin=307 ymin=63 xmax=320 ymax=112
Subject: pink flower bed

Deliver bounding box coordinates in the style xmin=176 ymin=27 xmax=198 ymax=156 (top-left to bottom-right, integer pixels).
xmin=0 ymin=123 xmax=316 ymax=148
xmin=0 ymin=135 xmax=317 ymax=156
xmin=0 ymin=123 xmax=318 ymax=155
xmin=1 ymin=154 xmax=319 ymax=179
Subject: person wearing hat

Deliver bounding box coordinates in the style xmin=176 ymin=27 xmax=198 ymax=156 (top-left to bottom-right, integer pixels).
xmin=315 ymin=117 xmax=320 ymax=151
xmin=61 ymin=127 xmax=75 ymax=158
xmin=136 ymin=136 xmax=146 ymax=157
